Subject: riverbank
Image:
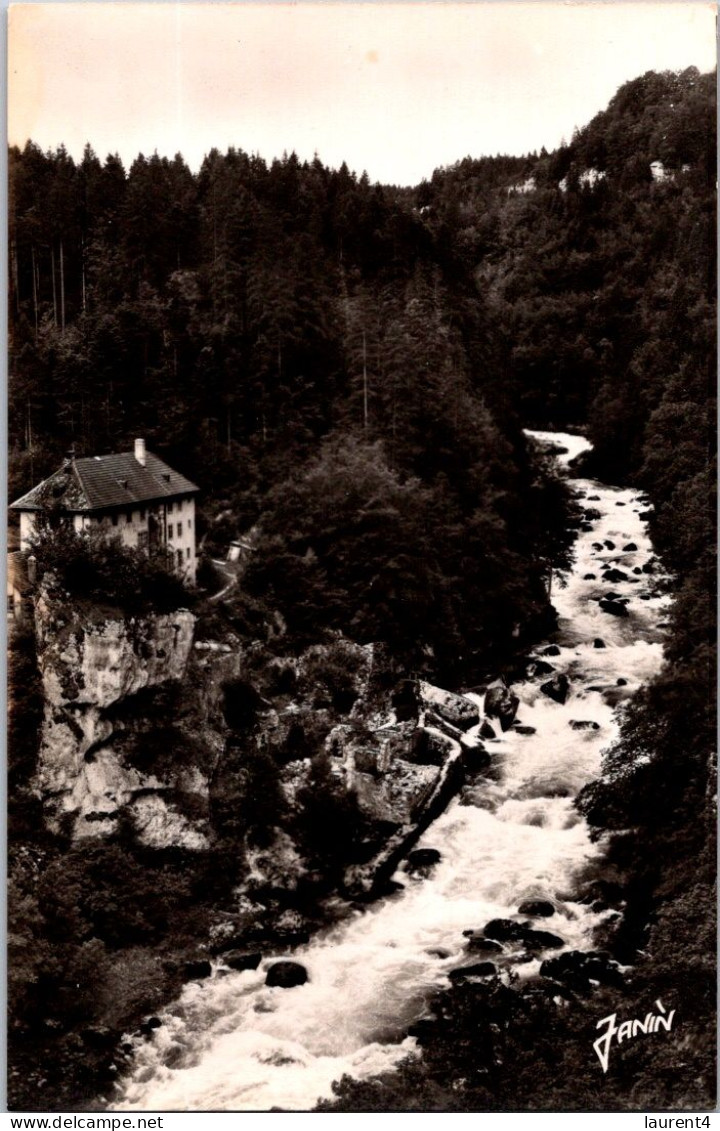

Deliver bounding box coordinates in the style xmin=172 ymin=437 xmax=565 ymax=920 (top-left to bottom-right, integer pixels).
xmin=110 ymin=432 xmax=679 ymax=1112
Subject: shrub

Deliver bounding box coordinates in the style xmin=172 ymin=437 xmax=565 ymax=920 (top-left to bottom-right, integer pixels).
xmin=29 ymin=524 xmax=191 ymax=615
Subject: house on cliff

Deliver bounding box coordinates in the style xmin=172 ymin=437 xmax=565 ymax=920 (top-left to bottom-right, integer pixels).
xmin=10 ymin=439 xmax=199 ymax=582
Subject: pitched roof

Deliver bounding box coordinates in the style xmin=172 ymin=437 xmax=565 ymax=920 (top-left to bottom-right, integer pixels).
xmin=10 ymin=450 xmax=199 ymax=513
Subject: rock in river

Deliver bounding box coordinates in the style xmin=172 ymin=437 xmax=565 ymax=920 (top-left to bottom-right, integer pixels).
xmin=540 ymin=673 xmax=570 ymax=705
xmin=599 ymin=599 xmax=629 ymax=618
xmin=265 ymin=961 xmax=309 ymax=988
xmin=517 ymin=899 xmax=555 ymax=918
xmin=484 ymin=683 xmax=519 ymax=731
xmin=539 ymin=950 xmax=624 ymax=992
xmin=183 ymin=960 xmax=212 ymax=981
xmin=602 ymin=568 xmax=628 ymax=583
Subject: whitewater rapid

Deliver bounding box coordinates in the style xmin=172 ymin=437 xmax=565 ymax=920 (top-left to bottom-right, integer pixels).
xmin=114 ymin=430 xmax=670 ymax=1112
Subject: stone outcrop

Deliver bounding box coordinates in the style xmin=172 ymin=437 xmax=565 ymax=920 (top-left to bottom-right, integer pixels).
xmin=31 ymin=585 xmax=221 ymax=847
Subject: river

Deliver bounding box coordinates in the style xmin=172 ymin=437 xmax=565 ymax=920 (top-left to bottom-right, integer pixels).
xmin=113 ymin=430 xmax=670 ymax=1112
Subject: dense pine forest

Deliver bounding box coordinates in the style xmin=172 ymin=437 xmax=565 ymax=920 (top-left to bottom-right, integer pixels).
xmin=8 ymin=66 xmax=716 ymax=1112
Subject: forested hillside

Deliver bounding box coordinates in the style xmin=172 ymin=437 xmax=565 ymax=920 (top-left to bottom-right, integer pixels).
xmin=9 ymin=130 xmax=574 ymax=679
xmin=7 ymin=65 xmax=716 ymax=1113
xmin=323 ymin=66 xmax=717 ymax=1112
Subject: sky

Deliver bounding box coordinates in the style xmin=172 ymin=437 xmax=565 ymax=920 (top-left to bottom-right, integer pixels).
xmin=8 ymin=1 xmax=718 ymax=186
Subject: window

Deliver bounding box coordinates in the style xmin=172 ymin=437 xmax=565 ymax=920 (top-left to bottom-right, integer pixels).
xmin=167 ymin=524 xmax=173 ymax=540
xmin=138 ymin=531 xmax=149 ymax=550
xmin=176 ymin=550 xmax=183 ymax=569
xmin=126 ymin=510 xmax=133 ymax=523
xmin=177 ymin=521 xmax=182 ymax=536
xmin=188 ymin=519 xmax=192 ymax=530
xmin=112 ymin=514 xmax=119 ymax=526
xmin=186 ymin=547 xmax=191 ymax=560
xmin=140 ymin=508 xmax=146 ymax=521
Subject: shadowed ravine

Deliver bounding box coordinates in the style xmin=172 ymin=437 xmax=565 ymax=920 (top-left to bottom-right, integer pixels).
xmin=113 ymin=431 xmax=671 ymax=1112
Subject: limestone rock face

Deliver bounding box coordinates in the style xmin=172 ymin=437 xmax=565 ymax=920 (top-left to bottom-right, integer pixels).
xmin=32 ymin=588 xmax=214 ymax=847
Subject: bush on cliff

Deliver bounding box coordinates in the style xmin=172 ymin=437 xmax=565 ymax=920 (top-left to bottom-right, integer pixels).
xmin=29 ymin=524 xmax=191 ymax=615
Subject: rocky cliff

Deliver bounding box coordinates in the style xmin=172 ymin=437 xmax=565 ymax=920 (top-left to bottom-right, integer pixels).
xmin=32 ymin=584 xmax=232 ymax=848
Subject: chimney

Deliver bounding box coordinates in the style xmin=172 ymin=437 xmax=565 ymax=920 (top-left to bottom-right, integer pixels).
xmin=135 ymin=438 xmax=146 ymax=466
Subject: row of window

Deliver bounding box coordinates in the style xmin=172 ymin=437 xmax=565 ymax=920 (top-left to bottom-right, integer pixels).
xmin=106 ymin=511 xmax=193 ymax=534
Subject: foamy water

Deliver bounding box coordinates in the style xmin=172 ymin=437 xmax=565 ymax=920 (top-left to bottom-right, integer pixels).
xmin=113 ymin=430 xmax=669 ymax=1112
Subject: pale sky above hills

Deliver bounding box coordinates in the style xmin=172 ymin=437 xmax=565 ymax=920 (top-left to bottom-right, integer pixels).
xmin=8 ymin=2 xmax=717 ymax=185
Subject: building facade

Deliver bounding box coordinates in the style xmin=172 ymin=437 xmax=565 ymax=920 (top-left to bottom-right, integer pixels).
xmin=10 ymin=439 xmax=200 ymax=583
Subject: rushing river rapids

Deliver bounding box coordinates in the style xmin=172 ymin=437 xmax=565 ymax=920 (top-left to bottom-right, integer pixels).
xmin=113 ymin=431 xmax=671 ymax=1112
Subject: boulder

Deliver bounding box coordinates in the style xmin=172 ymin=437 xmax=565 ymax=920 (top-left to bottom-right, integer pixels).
xmin=462 ymin=742 xmax=491 ymax=772
xmin=568 ymin=719 xmax=600 ymax=731
xmin=271 ymin=910 xmax=310 ymax=945
xmin=616 ymin=678 xmax=628 ymax=686
xmin=539 ymin=950 xmax=624 ymax=992
xmin=418 ymin=682 xmax=480 ymax=732
xmin=183 ymin=960 xmax=212 ymax=981
xmin=265 ymin=961 xmax=309 ymax=988
xmin=587 ymin=495 xmax=601 ymax=502
xmin=484 ymin=919 xmax=563 ymax=951
xmin=540 ymin=673 xmax=570 ymax=705
xmin=592 ymin=542 xmax=604 ymax=551
xmin=479 ymin=720 xmax=497 ymax=740
xmin=391 ymin=680 xmax=420 ymax=723
xmin=542 ymin=645 xmax=561 ymax=657
xmin=584 ymin=508 xmax=602 ymax=520
xmin=623 ymin=543 xmax=638 ymax=552
xmin=484 ymin=684 xmax=520 ymax=731
xmin=580 ymin=879 xmax=625 ymax=909
xmin=513 ymin=725 xmax=537 ymax=736
xmin=583 ymin=574 xmax=597 ymax=581
xmin=517 ymin=899 xmax=555 ymax=918
xmin=593 ymin=638 xmax=606 ymax=648
xmin=521 ymin=929 xmax=565 ymax=951
xmin=642 ymin=560 xmax=656 ymax=574
xmin=222 ymin=951 xmax=262 ymax=972
xmin=81 ymin=1026 xmax=116 ymax=1050
xmin=639 ymin=510 xmax=652 ymax=520
xmin=604 ymin=540 xmax=616 ymax=550
xmin=602 ymin=568 xmax=628 ymax=583
xmin=465 ymin=937 xmax=504 ymax=954
xmin=406 ymin=848 xmax=442 ymax=876
xmin=139 ymin=1016 xmax=162 ymax=1035
xmin=426 ymin=948 xmax=452 ymax=959
xmin=616 ymin=501 xmax=626 ymax=507
xmin=483 ymin=919 xmax=531 ymax=943
xmin=599 ymin=599 xmax=629 ymax=618
xmin=526 ymin=659 xmax=555 ymax=678
xmin=449 ymin=962 xmax=497 ymax=982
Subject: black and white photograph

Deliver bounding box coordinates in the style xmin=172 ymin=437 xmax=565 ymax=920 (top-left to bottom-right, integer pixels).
xmin=6 ymin=0 xmax=717 ymax=1115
